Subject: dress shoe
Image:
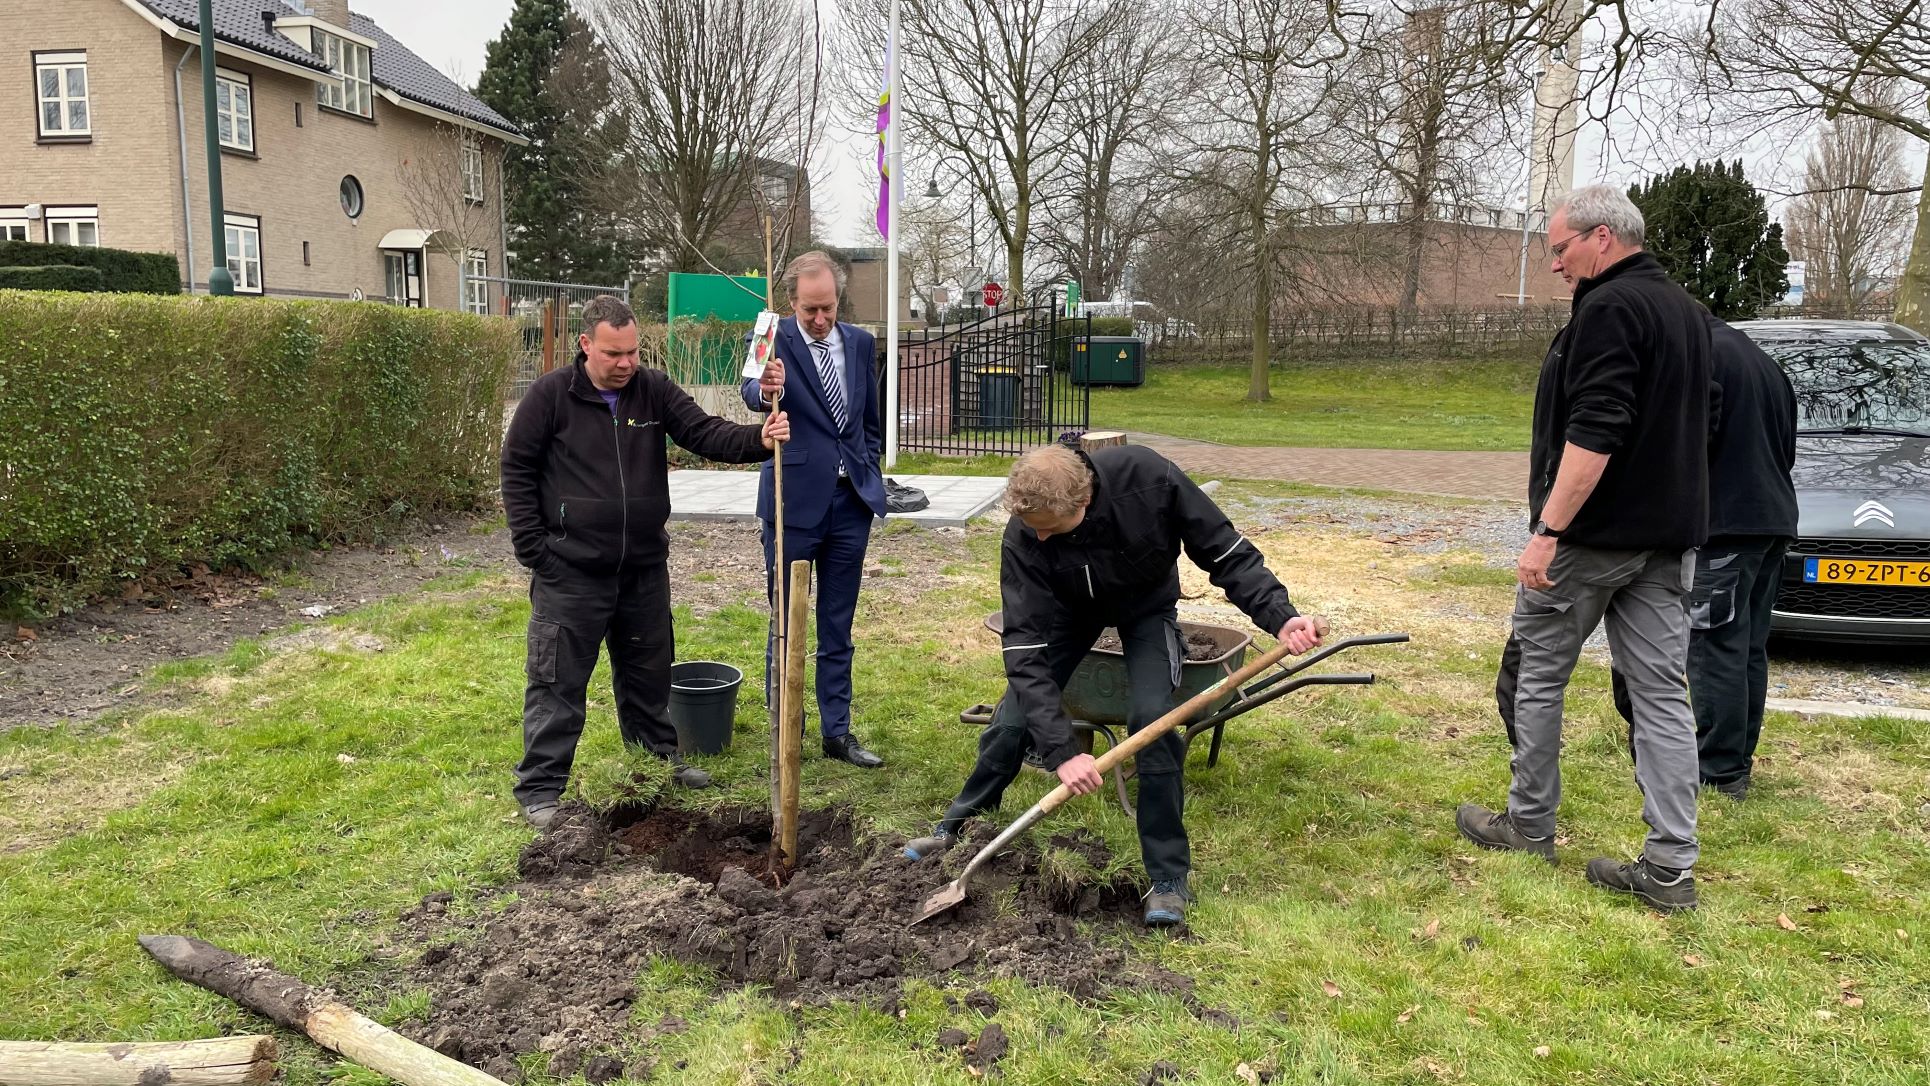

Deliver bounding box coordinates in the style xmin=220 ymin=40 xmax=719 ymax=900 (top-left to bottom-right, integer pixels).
xmin=822 ymin=733 xmax=885 ymax=768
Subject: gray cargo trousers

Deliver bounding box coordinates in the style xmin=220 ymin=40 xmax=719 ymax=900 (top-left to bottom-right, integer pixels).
xmin=1509 ymin=543 xmax=1700 ymax=870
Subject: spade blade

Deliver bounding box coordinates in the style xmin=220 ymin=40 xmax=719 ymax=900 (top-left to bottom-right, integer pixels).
xmin=910 ymin=880 xmax=968 ymax=926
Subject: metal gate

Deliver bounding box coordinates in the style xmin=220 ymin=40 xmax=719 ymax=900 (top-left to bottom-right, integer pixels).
xmin=464 ymin=272 xmax=631 ymax=400
xmin=894 ymin=297 xmax=1091 ymax=456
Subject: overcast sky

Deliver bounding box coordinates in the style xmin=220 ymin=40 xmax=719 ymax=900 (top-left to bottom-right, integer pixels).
xmin=354 ymin=1 xmax=1854 ymax=252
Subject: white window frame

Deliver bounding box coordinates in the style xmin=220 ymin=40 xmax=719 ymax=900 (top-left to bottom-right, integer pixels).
xmin=460 ymin=131 xmax=484 ymax=204
xmin=224 ymin=213 xmax=263 ymax=294
xmin=215 ymin=68 xmax=254 ymax=153
xmin=34 ymin=51 xmax=90 ymax=138
xmin=45 ymin=206 xmax=100 ymax=247
xmin=0 ymin=208 xmax=28 ymax=242
xmin=315 ymin=32 xmax=372 ymax=118
xmin=463 ymin=249 xmax=489 ymax=315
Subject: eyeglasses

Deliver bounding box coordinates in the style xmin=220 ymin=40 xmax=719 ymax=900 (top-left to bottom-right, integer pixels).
xmin=1549 ymin=226 xmax=1599 ymax=260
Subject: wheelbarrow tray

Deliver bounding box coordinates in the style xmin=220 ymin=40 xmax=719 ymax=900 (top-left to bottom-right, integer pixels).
xmin=983 ymin=611 xmax=1252 ymax=727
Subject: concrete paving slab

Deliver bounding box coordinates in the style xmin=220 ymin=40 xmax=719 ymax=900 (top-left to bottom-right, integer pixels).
xmin=668 ymin=471 xmax=1006 ymax=528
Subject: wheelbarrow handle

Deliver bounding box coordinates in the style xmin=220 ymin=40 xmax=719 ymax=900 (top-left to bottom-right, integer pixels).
xmin=1186 ymin=672 xmax=1377 ymax=737
xmin=1237 ymin=632 xmax=1409 ymax=701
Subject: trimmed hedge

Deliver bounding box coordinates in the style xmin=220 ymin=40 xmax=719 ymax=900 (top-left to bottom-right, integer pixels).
xmin=1086 ymin=316 xmax=1137 ymax=337
xmin=0 ymin=290 xmax=516 ymax=617
xmin=0 ymin=241 xmax=180 ymax=294
xmin=0 ymin=266 xmax=106 ymax=292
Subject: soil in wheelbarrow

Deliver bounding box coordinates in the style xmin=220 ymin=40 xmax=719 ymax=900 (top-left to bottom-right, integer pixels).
xmin=395 ymin=801 xmax=1202 ymax=1081
xmin=1093 ymin=629 xmax=1226 ymax=661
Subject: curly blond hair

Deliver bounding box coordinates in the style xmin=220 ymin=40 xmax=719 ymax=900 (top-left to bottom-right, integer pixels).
xmin=1006 ymin=446 xmax=1093 ymax=518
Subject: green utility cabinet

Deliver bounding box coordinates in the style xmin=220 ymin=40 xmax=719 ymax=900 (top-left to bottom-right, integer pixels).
xmin=1071 ymin=335 xmax=1146 ymax=387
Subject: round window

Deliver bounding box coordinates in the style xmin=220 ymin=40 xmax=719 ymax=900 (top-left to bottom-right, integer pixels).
xmin=339 ymin=175 xmax=364 ymax=219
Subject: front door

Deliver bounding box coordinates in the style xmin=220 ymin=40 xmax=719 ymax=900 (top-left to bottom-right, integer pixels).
xmin=385 ymin=250 xmax=424 ymax=307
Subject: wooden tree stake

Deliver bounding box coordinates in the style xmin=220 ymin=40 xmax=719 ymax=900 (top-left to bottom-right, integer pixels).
xmin=137 ymin=936 xmax=506 ymax=1086
xmin=778 ymin=560 xmax=810 ymax=867
xmin=0 ymin=1037 xmax=276 ymax=1086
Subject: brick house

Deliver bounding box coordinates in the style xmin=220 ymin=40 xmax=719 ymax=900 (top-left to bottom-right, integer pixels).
xmin=0 ymin=0 xmax=525 ymax=311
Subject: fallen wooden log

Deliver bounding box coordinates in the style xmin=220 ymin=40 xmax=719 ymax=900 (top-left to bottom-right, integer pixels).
xmin=137 ymin=936 xmax=505 ymax=1086
xmin=0 ymin=1036 xmax=276 ymax=1086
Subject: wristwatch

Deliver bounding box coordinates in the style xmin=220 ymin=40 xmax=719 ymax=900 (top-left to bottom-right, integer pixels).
xmin=1531 ymin=520 xmax=1565 ymax=539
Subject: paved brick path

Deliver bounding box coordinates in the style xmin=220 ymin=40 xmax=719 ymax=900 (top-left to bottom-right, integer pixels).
xmin=1126 ymin=432 xmax=1528 ymax=501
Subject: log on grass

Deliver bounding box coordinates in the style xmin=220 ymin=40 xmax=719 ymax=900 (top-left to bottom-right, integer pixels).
xmin=0 ymin=1037 xmax=275 ymax=1086
xmin=136 ymin=936 xmax=505 ymax=1086
xmin=1079 ymin=430 xmax=1127 ymax=452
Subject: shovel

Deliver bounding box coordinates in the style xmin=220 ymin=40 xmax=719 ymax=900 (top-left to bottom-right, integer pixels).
xmin=912 ymin=630 xmax=1313 ymax=926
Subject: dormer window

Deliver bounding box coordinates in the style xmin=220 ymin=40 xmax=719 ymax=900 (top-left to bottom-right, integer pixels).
xmin=316 ymin=31 xmax=372 ymax=118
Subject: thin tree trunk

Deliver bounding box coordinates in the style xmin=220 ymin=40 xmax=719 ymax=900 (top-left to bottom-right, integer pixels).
xmin=1894 ymin=154 xmax=1930 ymax=330
xmin=1248 ymin=197 xmax=1272 ymax=403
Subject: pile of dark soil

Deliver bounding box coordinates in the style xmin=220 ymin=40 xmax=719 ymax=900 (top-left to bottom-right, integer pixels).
xmin=1091 ymin=629 xmax=1227 ymax=661
xmin=397 ymin=801 xmax=1193 ymax=1080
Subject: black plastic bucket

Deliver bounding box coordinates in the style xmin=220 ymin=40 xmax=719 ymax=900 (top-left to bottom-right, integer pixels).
xmin=668 ymin=661 xmax=743 ymax=754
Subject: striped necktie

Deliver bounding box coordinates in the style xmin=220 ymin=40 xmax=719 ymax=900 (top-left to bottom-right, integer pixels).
xmin=812 ymin=339 xmax=849 ymax=431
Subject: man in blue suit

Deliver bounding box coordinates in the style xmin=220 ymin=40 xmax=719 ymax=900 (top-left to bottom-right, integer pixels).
xmin=740 ymin=251 xmax=888 ymax=768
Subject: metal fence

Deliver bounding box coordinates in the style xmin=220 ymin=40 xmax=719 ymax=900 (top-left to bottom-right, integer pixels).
xmin=893 ymin=298 xmax=1092 ymax=456
xmin=1145 ymin=305 xmax=1573 ymax=364
xmin=466 ymin=273 xmax=631 ymax=400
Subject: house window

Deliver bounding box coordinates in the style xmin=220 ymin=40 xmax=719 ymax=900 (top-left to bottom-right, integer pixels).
xmin=339 ymin=175 xmax=363 ymax=218
xmin=461 ymin=131 xmax=484 ymax=203
xmin=224 ymin=213 xmax=263 ymax=294
xmin=46 ymin=206 xmax=100 ymax=246
xmin=34 ymin=52 xmax=90 ymax=138
xmin=216 ymin=69 xmax=254 ymax=152
xmin=0 ymin=209 xmax=27 ymax=242
xmin=385 ymin=250 xmax=422 ymax=307
xmin=315 ymin=32 xmax=372 ymax=118
xmin=463 ymin=250 xmax=489 ymax=314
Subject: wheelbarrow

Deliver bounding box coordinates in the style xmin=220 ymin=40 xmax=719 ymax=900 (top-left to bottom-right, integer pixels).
xmin=962 ymin=611 xmax=1408 ymax=813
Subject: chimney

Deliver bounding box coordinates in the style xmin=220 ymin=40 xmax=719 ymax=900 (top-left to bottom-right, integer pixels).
xmin=306 ymin=0 xmax=352 ymax=28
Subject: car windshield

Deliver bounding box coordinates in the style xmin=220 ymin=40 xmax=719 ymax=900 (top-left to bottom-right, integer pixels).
xmin=1764 ymin=339 xmax=1930 ymax=431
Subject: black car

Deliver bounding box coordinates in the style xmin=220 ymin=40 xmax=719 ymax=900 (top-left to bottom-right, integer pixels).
xmin=1733 ymin=319 xmax=1930 ymax=643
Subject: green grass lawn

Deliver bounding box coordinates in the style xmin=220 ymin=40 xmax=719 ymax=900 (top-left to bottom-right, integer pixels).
xmin=4 ymin=524 xmax=1928 ymax=1084
xmin=1090 ymin=360 xmax=1539 ymax=450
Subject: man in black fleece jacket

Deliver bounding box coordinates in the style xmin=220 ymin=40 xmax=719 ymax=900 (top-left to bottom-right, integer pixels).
xmin=501 ymin=296 xmax=787 ymax=830
xmin=903 ymin=444 xmax=1325 ymax=927
xmin=1457 ymin=185 xmax=1712 ymax=912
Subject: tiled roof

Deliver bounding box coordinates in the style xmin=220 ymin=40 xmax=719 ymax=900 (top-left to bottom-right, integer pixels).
xmin=133 ymin=1 xmax=521 ymax=138
xmin=135 ymin=0 xmax=329 ymax=71
xmin=350 ymin=13 xmax=519 ymax=136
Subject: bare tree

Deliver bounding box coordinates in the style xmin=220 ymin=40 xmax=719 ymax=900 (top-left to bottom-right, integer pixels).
xmin=1029 ymin=3 xmax=1180 ymax=302
xmin=1681 ymin=0 xmax=1930 ymax=325
xmin=1784 ymin=97 xmax=1917 ymax=315
xmin=900 ymin=196 xmax=976 ymax=319
xmin=1331 ymin=2 xmax=1526 ymax=312
xmin=845 ymin=0 xmax=1121 ymax=302
xmin=1174 ymin=0 xmax=1354 ymax=401
xmin=396 ymin=122 xmax=502 ymax=302
xmin=573 ymin=0 xmax=818 ymax=283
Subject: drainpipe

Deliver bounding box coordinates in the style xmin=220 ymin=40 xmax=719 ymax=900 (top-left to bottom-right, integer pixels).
xmin=174 ymin=46 xmax=197 ymax=290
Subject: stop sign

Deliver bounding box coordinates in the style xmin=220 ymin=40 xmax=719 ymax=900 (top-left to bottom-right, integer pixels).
xmin=982 ymin=281 xmax=1004 ymax=308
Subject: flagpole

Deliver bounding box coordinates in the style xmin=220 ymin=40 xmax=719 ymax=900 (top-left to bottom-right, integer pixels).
xmin=883 ymin=0 xmax=901 ymax=470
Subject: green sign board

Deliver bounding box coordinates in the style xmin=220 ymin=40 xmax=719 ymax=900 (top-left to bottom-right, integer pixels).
xmin=665 ymin=272 xmax=768 ymax=385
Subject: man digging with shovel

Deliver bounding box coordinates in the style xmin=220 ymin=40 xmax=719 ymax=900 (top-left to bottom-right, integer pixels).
xmin=904 ymin=444 xmax=1324 ymax=927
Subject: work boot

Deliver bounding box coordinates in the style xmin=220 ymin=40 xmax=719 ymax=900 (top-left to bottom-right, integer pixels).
xmin=1710 ymin=774 xmax=1750 ymax=801
xmin=1455 ymin=803 xmax=1556 ymax=863
xmin=1585 ymin=854 xmax=1698 ymax=912
xmin=903 ymin=828 xmax=957 ymax=861
xmin=521 ymin=800 xmax=559 ymax=832
xmin=668 ymin=754 xmax=712 ymax=789
xmin=1143 ymin=876 xmax=1192 ymax=928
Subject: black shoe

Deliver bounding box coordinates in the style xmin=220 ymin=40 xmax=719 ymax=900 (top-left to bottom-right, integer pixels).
xmin=1143 ymin=875 xmax=1192 ymax=927
xmin=521 ymin=800 xmax=560 ymax=831
xmin=1455 ymin=803 xmax=1556 ymax=863
xmin=1710 ymin=775 xmax=1749 ymax=801
xmin=668 ymin=754 xmax=712 ymax=789
xmin=1585 ymin=854 xmax=1698 ymax=912
xmin=903 ymin=828 xmax=957 ymax=861
xmin=822 ymin=733 xmax=885 ymax=768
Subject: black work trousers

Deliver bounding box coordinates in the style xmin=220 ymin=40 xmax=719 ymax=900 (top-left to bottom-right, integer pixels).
xmin=939 ymin=606 xmax=1191 ymax=881
xmin=514 ymin=558 xmax=676 ymax=806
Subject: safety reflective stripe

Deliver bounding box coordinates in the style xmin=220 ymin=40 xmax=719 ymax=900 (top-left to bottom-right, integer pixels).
xmin=1212 ymin=535 xmax=1248 ymax=563
xmin=1002 ymin=643 xmax=1047 ymax=653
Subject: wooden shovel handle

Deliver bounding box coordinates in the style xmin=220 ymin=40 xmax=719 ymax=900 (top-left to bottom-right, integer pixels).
xmin=1031 ymin=637 xmax=1299 ymax=817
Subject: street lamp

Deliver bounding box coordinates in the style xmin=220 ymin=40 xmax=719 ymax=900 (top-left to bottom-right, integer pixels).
xmin=924 ymin=158 xmax=981 ymax=311
xmin=198 ymin=0 xmax=233 ymax=295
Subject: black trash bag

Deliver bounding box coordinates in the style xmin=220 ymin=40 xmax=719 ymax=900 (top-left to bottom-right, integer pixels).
xmin=884 ymin=477 xmax=930 ymax=513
